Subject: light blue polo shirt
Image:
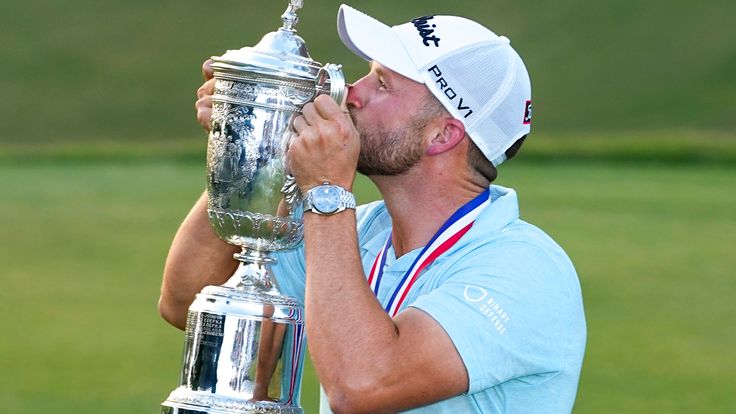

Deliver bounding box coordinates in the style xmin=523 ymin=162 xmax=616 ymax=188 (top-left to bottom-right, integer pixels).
xmin=271 ymin=185 xmax=586 ymax=413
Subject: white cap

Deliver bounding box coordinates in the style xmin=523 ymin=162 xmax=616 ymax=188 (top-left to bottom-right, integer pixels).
xmin=337 ymin=4 xmax=532 ymax=166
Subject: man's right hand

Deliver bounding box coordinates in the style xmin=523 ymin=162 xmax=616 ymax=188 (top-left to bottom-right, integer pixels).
xmin=195 ymin=59 xmax=216 ymax=132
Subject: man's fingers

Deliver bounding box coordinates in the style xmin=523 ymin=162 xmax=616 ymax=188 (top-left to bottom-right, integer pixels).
xmin=197 ymin=78 xmax=216 ymax=99
xmin=301 ymin=96 xmax=352 ymax=130
xmin=292 ymin=115 xmax=308 ymax=133
xmin=197 ymin=108 xmax=212 ymax=131
xmin=202 ymin=59 xmax=214 ymax=81
xmin=196 ymin=95 xmax=212 ymax=111
xmin=195 ymin=59 xmax=215 ymax=132
xmin=196 ymin=93 xmax=213 ymax=131
xmin=301 ymin=102 xmax=321 ymax=125
xmin=313 ymin=94 xmax=345 ymax=120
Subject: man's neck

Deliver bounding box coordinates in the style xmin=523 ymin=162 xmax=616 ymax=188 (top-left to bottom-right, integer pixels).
xmin=371 ymin=170 xmax=488 ymax=258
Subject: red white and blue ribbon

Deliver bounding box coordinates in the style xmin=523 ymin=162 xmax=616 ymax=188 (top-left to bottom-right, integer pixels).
xmin=286 ymin=307 xmax=304 ymax=404
xmin=367 ymin=189 xmax=491 ymax=317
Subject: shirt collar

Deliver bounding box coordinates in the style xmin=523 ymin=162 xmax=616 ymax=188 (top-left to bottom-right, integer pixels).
xmin=468 ymin=184 xmax=520 ymax=239
xmin=361 ymin=184 xmax=520 ymax=260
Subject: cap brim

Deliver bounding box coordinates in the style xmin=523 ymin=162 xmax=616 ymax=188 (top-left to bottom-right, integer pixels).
xmin=337 ymin=4 xmax=423 ymax=82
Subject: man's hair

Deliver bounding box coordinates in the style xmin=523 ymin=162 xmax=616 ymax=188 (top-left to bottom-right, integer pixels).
xmin=467 ymin=135 xmax=527 ymax=184
xmin=421 ymin=93 xmax=526 ymax=185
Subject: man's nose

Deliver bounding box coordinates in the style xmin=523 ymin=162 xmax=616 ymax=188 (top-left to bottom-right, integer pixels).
xmin=345 ymin=83 xmax=363 ymax=109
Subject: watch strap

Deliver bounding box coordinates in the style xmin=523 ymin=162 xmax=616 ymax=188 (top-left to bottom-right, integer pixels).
xmin=338 ymin=189 xmax=357 ymax=210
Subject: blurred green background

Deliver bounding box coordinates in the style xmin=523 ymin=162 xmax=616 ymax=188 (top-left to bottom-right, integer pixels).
xmin=1 ymin=0 xmax=734 ymax=413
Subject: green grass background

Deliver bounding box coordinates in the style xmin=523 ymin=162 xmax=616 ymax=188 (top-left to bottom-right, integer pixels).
xmin=2 ymin=0 xmax=734 ymax=144
xmin=1 ymin=0 xmax=735 ymax=412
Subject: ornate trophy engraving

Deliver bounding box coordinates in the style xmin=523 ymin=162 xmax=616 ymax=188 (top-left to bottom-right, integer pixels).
xmin=161 ymin=1 xmax=345 ymax=413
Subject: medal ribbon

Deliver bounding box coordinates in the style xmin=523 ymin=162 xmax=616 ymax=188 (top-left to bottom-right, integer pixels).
xmin=367 ymin=189 xmax=491 ymax=317
xmin=285 ymin=307 xmax=304 ymax=404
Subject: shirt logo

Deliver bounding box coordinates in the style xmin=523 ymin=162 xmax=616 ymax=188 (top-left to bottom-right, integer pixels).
xmin=463 ymin=285 xmax=489 ymax=303
xmin=411 ymin=15 xmax=441 ymax=47
xmin=464 ymin=285 xmax=511 ymax=335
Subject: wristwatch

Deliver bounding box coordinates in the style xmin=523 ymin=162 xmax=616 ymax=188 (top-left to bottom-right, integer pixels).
xmin=303 ymin=182 xmax=356 ymax=215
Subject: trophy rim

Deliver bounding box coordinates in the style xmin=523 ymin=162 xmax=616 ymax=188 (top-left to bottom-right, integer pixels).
xmin=193 ymin=285 xmax=303 ymax=323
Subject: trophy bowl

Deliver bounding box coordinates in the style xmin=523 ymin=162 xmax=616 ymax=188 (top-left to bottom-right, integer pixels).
xmin=161 ymin=1 xmax=345 ymax=413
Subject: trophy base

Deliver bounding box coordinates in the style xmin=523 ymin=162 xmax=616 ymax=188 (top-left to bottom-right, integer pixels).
xmin=161 ymin=390 xmax=303 ymax=414
xmin=162 ymin=406 xmax=299 ymax=414
xmin=161 ymin=404 xmax=208 ymax=414
xmin=160 ymin=283 xmax=305 ymax=414
xmin=162 ymin=406 xmax=298 ymax=414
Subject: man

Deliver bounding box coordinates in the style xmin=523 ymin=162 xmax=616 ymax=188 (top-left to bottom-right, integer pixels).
xmin=160 ymin=4 xmax=586 ymax=413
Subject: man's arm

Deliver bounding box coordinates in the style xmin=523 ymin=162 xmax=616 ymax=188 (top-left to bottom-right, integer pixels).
xmin=304 ymin=212 xmax=469 ymax=414
xmin=159 ymin=192 xmax=240 ymax=329
xmin=159 ymin=60 xmax=239 ymax=329
xmin=289 ymin=96 xmax=469 ymax=413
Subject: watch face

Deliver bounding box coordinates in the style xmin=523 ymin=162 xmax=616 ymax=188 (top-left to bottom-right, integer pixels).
xmin=312 ymin=186 xmax=341 ymax=213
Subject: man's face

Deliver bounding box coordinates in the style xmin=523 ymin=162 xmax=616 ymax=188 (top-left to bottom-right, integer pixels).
xmin=346 ymin=62 xmax=438 ymax=176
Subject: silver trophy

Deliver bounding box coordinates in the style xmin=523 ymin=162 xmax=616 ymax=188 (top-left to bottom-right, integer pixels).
xmin=161 ymin=1 xmax=345 ymax=413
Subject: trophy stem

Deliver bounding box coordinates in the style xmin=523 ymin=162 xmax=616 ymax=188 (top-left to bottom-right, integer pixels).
xmin=232 ymin=249 xmax=280 ymax=295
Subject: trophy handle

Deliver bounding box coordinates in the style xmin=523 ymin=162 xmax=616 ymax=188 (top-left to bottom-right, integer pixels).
xmin=316 ymin=63 xmax=347 ymax=108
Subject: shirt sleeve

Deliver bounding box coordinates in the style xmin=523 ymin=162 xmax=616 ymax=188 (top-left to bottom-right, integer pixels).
xmin=409 ymin=241 xmax=584 ymax=394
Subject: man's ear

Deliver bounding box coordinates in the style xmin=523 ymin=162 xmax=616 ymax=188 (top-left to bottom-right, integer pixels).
xmin=426 ymin=118 xmax=466 ymax=156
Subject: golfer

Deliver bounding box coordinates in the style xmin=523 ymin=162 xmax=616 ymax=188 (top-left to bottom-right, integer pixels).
xmin=161 ymin=4 xmax=586 ymax=413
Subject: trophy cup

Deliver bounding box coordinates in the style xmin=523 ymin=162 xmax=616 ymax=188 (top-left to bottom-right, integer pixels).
xmin=161 ymin=1 xmax=345 ymax=413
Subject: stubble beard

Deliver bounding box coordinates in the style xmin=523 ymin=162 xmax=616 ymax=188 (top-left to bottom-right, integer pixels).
xmin=350 ymin=110 xmax=429 ymax=177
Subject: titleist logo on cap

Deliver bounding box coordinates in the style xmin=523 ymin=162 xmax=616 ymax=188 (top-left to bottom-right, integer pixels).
xmin=411 ymin=16 xmax=441 ymax=47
